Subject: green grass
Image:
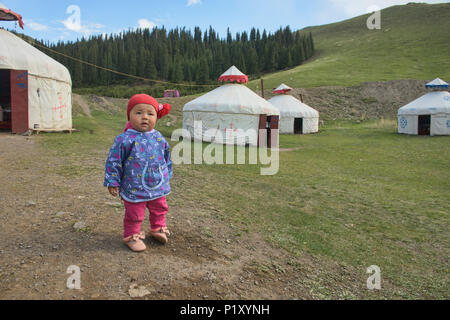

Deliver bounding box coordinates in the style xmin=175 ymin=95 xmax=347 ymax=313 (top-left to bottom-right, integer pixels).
xmin=37 ymin=113 xmax=450 ymax=299
xmin=248 ymin=3 xmax=450 ymax=90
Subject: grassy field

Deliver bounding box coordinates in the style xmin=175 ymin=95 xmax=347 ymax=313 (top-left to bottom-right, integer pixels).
xmin=37 ymin=111 xmax=450 ymax=299
xmin=248 ymin=2 xmax=450 ymax=91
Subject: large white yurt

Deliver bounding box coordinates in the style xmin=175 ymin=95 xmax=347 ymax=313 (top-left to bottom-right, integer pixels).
xmin=0 ymin=4 xmax=72 ymax=133
xmin=398 ymin=78 xmax=450 ymax=136
xmin=183 ymin=66 xmax=280 ymax=147
xmin=268 ymin=83 xmax=319 ymax=134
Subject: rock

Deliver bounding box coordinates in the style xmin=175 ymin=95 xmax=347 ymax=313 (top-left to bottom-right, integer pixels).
xmin=128 ymin=284 xmax=150 ymax=298
xmin=73 ymin=221 xmax=89 ymax=232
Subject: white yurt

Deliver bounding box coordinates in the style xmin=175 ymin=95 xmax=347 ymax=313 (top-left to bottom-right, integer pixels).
xmin=0 ymin=4 xmax=72 ymax=134
xmin=398 ymin=78 xmax=450 ymax=136
xmin=183 ymin=66 xmax=280 ymax=147
xmin=268 ymin=83 xmax=319 ymax=134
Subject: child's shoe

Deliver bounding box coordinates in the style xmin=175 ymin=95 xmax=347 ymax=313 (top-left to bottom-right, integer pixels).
xmin=150 ymin=227 xmax=171 ymax=244
xmin=123 ymin=232 xmax=146 ymax=252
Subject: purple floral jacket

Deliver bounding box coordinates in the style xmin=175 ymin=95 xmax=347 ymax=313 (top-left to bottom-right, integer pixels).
xmin=104 ymin=129 xmax=172 ymax=203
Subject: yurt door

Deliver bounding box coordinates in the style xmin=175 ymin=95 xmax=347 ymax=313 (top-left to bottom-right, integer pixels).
xmin=10 ymin=70 xmax=29 ymax=134
xmin=418 ymin=115 xmax=430 ymax=136
xmin=268 ymin=116 xmax=279 ymax=148
xmin=258 ymin=115 xmax=279 ymax=148
xmin=294 ymin=118 xmax=303 ymax=134
xmin=258 ymin=115 xmax=267 ymax=147
xmin=0 ymin=69 xmax=11 ymax=130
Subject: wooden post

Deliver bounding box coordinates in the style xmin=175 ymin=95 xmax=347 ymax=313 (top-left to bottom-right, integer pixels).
xmin=261 ymin=79 xmax=264 ymax=98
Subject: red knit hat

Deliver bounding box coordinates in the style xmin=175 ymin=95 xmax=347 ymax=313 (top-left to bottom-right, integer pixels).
xmin=127 ymin=94 xmax=171 ymax=120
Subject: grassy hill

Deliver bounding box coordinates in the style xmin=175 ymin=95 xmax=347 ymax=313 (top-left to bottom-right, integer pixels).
xmin=249 ymin=2 xmax=450 ymax=90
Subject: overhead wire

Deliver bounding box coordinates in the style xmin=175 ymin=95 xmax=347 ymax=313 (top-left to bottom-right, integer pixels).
xmin=25 ymin=37 xmax=219 ymax=89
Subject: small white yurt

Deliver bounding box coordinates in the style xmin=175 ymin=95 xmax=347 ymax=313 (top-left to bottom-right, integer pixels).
xmin=183 ymin=66 xmax=280 ymax=147
xmin=268 ymin=83 xmax=319 ymax=134
xmin=0 ymin=4 xmax=72 ymax=133
xmin=398 ymin=78 xmax=450 ymax=136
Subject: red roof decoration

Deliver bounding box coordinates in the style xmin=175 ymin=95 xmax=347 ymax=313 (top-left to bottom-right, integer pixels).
xmin=273 ymin=83 xmax=293 ymax=94
xmin=0 ymin=4 xmax=24 ymax=29
xmin=218 ymin=65 xmax=248 ymax=83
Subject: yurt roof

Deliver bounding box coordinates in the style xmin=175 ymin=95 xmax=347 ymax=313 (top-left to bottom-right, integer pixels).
xmin=398 ymin=91 xmax=450 ymax=115
xmin=425 ymin=78 xmax=448 ymax=89
xmin=218 ymin=65 xmax=248 ymax=83
xmin=184 ymin=83 xmax=280 ymax=116
xmin=268 ymin=94 xmax=319 ymax=118
xmin=273 ymin=83 xmax=293 ymax=94
xmin=0 ymin=29 xmax=71 ymax=84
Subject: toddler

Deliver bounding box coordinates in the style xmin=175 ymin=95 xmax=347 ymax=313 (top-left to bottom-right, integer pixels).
xmin=104 ymin=94 xmax=172 ymax=252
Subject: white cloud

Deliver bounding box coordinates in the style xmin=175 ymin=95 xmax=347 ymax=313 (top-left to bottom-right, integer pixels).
xmin=138 ymin=18 xmax=157 ymax=30
xmin=187 ymin=0 xmax=202 ymax=6
xmin=327 ymin=0 xmax=446 ymax=17
xmin=24 ymin=20 xmax=49 ymax=31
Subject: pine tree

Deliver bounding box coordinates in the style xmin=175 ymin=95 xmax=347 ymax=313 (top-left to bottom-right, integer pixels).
xmin=46 ymin=25 xmax=314 ymax=88
xmin=197 ymin=57 xmax=209 ymax=84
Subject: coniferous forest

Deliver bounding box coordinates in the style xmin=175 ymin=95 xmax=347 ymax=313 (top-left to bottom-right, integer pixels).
xmin=33 ymin=26 xmax=314 ymax=96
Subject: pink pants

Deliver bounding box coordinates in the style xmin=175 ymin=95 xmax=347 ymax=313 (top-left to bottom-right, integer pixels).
xmin=123 ymin=197 xmax=168 ymax=238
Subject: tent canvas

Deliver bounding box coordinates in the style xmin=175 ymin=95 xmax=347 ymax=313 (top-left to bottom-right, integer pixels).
xmin=398 ymin=91 xmax=450 ymax=136
xmin=0 ymin=29 xmax=72 ymax=133
xmin=183 ymin=66 xmax=279 ymax=147
xmin=268 ymin=87 xmax=319 ymax=134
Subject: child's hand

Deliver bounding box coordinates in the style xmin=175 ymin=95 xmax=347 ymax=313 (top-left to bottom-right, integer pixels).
xmin=108 ymin=187 xmax=119 ymax=197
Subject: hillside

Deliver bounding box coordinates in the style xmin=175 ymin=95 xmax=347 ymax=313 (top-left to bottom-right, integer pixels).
xmin=249 ymin=2 xmax=450 ymax=90
xmin=73 ymin=79 xmax=429 ymax=123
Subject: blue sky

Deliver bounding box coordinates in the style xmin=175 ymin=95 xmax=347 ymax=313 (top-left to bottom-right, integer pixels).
xmin=0 ymin=0 xmax=448 ymax=43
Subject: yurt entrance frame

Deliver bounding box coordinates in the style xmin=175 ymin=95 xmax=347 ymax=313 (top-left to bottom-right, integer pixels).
xmin=294 ymin=118 xmax=303 ymax=134
xmin=418 ymin=115 xmax=431 ymax=136
xmin=0 ymin=69 xmax=28 ymax=133
xmin=258 ymin=114 xmax=279 ymax=148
